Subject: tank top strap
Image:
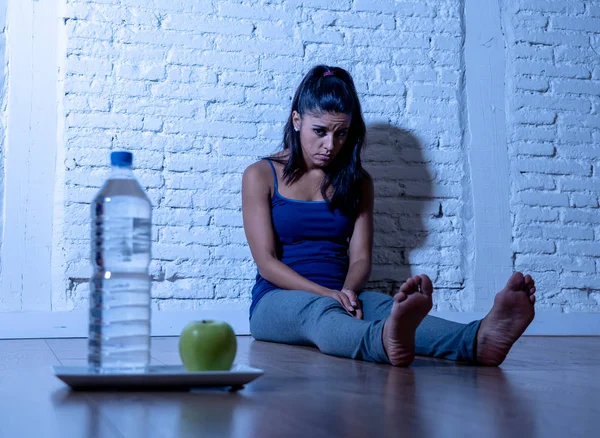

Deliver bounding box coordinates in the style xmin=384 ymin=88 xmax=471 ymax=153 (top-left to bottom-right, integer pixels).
xmin=264 ymin=159 xmax=279 ymax=191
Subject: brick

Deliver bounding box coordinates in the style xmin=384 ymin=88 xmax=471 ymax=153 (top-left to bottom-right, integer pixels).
xmin=513 ymin=125 xmax=557 ymax=141
xmin=521 ymin=1 xmax=585 ymax=14
xmin=552 ymin=17 xmax=600 ymax=33
xmin=216 ymin=1 xmax=300 ymax=21
xmin=215 ymin=37 xmax=303 ymax=56
xmin=67 ymin=56 xmax=112 ymax=76
xmin=519 ymin=192 xmax=569 ymax=207
xmin=193 ymin=193 xmax=241 ymax=210
xmin=514 ymin=109 xmax=556 ymax=125
xmin=555 ymin=46 xmax=598 ymax=65
xmin=207 ymin=102 xmax=288 ymax=123
xmin=167 ymin=49 xmax=259 ymax=71
xmin=514 ymin=174 xmax=556 ymax=191
xmin=299 ymin=26 xmax=345 ymax=44
xmin=214 ymin=280 xmax=254 ymax=299
xmin=558 ymin=145 xmax=600 ymax=160
xmin=513 ymin=61 xmax=591 ymax=79
xmin=570 ymin=194 xmax=599 ymax=208
xmin=354 ymin=0 xmax=396 ymax=14
xmin=116 ymin=64 xmax=166 ymax=81
xmin=156 ymin=279 xmax=214 ymax=299
xmin=66 ymin=113 xmax=144 ymax=130
xmin=66 ymin=21 xmax=113 ymax=40
xmin=514 ymin=142 xmax=555 ymax=157
xmin=165 ymin=173 xmax=208 ymax=190
xmin=514 ymin=31 xmax=589 ymax=47
xmin=162 ymin=15 xmax=254 ymax=35
xmin=557 ymin=128 xmax=593 ymax=143
xmin=514 ymin=45 xmax=553 ymax=60
xmin=514 ymin=225 xmax=545 ymax=238
xmin=561 ymin=274 xmax=600 ymax=290
xmin=303 ymin=0 xmax=350 ymax=11
xmin=515 ymin=255 xmax=594 ymax=273
xmin=426 ymin=51 xmax=461 ymax=69
xmin=515 ymin=158 xmax=591 ymax=176
xmin=560 ymin=114 xmax=600 ymax=129
xmin=116 ymin=27 xmax=214 ymax=49
xmin=546 ymin=225 xmax=594 ymax=242
xmin=515 ymin=207 xmax=559 ymax=223
xmin=348 ymin=30 xmax=429 ymax=49
xmin=513 ymin=14 xmax=548 ymax=29
xmin=410 ymin=85 xmax=455 ymax=100
xmin=65 ymin=167 xmax=108 ymax=186
xmin=560 ymin=178 xmax=600 ymax=193
xmin=214 ymin=245 xmax=252 ymax=260
xmin=255 ymin=23 xmax=294 ymax=39
xmin=213 ymin=211 xmax=243 ymax=227
xmin=513 ymin=93 xmax=591 ymax=112
xmin=153 ymin=208 xmax=194 ymax=226
xmin=215 ymin=138 xmax=279 ymax=157
xmin=562 ymin=209 xmax=600 ymax=224
xmin=515 ymin=76 xmax=549 ymax=92
xmin=553 ymin=79 xmax=600 ymax=95
xmin=512 ymin=238 xmax=556 ymax=254
xmin=336 ymin=12 xmax=395 ymax=30
xmin=165 ymin=120 xmax=257 ymax=138
xmin=162 ymin=190 xmax=193 ymax=208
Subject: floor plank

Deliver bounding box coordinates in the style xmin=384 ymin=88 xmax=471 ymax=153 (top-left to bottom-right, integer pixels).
xmin=1 ymin=336 xmax=598 ymax=437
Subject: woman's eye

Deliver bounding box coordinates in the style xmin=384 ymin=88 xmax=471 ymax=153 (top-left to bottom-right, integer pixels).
xmin=338 ymin=131 xmax=347 ymax=137
xmin=314 ymin=129 xmax=325 ymax=136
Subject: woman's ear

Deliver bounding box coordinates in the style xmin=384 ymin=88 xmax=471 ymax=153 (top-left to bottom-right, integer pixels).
xmin=292 ymin=111 xmax=301 ymax=132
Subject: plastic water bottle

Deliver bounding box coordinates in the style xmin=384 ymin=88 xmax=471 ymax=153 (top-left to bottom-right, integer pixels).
xmin=88 ymin=151 xmax=152 ymax=372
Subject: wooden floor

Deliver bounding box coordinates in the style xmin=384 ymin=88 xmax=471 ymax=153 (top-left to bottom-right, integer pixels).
xmin=0 ymin=336 xmax=598 ymax=437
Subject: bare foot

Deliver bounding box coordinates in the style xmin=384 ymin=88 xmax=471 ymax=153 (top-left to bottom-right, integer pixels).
xmin=382 ymin=275 xmax=434 ymax=367
xmin=476 ymin=272 xmax=536 ymax=366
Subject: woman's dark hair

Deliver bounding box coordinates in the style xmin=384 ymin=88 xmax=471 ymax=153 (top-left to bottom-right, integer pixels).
xmin=271 ymin=65 xmax=368 ymax=216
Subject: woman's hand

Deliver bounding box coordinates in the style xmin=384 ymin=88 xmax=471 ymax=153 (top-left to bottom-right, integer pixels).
xmin=325 ymin=288 xmax=363 ymax=319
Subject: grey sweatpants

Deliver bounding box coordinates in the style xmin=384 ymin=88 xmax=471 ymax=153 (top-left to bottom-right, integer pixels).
xmin=250 ymin=289 xmax=481 ymax=364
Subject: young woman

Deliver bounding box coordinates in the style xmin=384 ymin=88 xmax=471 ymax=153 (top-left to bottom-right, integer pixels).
xmin=242 ymin=65 xmax=536 ymax=366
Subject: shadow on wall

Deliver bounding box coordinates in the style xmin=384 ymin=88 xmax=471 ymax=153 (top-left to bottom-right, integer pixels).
xmin=363 ymin=123 xmax=434 ymax=295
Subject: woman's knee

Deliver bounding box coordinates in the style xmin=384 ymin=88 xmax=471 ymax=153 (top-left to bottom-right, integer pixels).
xmin=311 ymin=295 xmax=347 ymax=317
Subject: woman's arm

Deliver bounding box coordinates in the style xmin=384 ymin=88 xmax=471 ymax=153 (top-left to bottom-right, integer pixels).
xmin=242 ymin=161 xmax=336 ymax=297
xmin=342 ymin=174 xmax=375 ymax=294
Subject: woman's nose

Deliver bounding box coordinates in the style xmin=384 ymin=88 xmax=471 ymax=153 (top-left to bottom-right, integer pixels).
xmin=324 ymin=136 xmax=334 ymax=150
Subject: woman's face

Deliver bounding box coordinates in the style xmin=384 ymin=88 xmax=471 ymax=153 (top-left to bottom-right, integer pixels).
xmin=292 ymin=110 xmax=352 ymax=169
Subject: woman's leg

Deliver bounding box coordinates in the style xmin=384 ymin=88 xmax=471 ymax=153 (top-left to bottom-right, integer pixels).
xmin=250 ymin=289 xmax=391 ymax=364
xmin=360 ymin=291 xmax=480 ymax=363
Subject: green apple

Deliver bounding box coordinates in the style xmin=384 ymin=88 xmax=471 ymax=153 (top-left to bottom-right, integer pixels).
xmin=179 ymin=320 xmax=237 ymax=372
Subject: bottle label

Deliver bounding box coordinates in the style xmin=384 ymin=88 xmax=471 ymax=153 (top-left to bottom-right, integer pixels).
xmin=94 ymin=197 xmax=151 ymax=269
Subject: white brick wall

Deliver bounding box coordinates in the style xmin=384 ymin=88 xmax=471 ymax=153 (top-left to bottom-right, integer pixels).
xmin=504 ymin=0 xmax=600 ymax=312
xmin=0 ymin=3 xmax=6 ymax=244
xmin=50 ymin=0 xmax=599 ymax=314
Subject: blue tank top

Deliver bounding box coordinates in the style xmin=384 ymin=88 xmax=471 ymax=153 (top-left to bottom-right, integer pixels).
xmin=249 ymin=159 xmax=355 ymax=317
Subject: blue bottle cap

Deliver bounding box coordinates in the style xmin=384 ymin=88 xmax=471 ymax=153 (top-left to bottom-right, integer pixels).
xmin=110 ymin=151 xmax=133 ymax=167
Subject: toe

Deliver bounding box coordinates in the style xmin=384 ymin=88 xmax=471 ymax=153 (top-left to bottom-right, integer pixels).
xmin=400 ymin=281 xmax=412 ymax=294
xmin=413 ymin=276 xmax=422 ymax=287
xmin=530 ymin=294 xmax=536 ymax=305
xmin=420 ymin=274 xmax=434 ymax=297
xmin=402 ymin=278 xmax=417 ymax=294
xmin=506 ymin=272 xmax=525 ymax=290
xmin=394 ymin=291 xmax=408 ymax=303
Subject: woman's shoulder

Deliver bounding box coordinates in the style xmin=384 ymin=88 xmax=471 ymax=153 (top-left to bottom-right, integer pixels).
xmin=243 ymin=159 xmax=271 ymax=183
xmin=359 ymin=169 xmax=373 ymax=187
xmin=244 ymin=153 xmax=287 ymax=176
xmin=242 ymin=154 xmax=284 ymax=190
